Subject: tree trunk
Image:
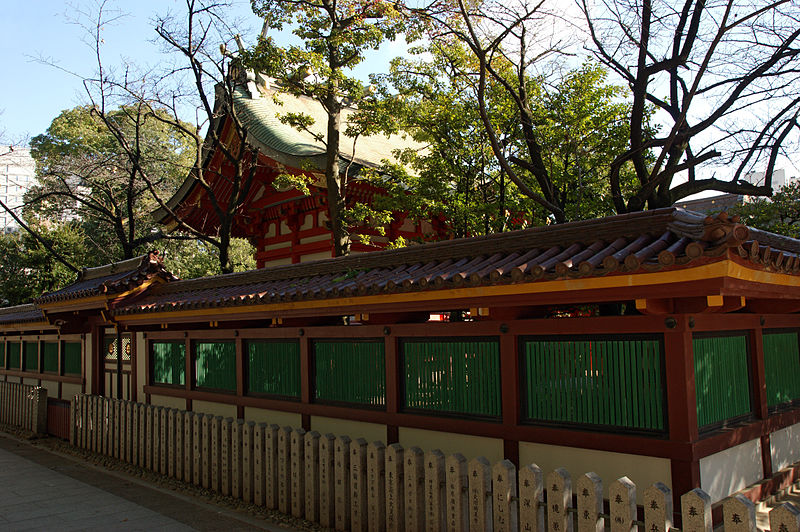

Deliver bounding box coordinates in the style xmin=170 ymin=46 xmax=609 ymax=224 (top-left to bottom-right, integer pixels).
xmin=324 ymin=89 xmax=349 ymax=257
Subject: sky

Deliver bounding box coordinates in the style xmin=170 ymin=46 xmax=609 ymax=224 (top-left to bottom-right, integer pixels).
xmin=0 ymin=0 xmax=406 ymax=145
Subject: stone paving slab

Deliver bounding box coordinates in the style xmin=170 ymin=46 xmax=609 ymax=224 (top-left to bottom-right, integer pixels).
xmin=0 ymin=433 xmax=302 ymax=531
xmin=0 ymin=444 xmax=193 ymax=531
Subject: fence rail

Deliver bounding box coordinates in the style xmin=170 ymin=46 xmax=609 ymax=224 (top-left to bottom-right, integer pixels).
xmin=0 ymin=381 xmax=47 ymax=434
xmin=71 ymin=394 xmax=800 ymax=532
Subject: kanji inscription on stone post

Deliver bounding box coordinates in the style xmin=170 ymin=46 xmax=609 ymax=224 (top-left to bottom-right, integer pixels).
xmin=609 ymin=477 xmax=636 ymax=532
xmin=404 ymin=446 xmax=425 ymax=532
xmin=264 ymin=424 xmax=280 ymax=509
xmin=211 ymin=416 xmax=222 ymax=492
xmin=350 ymin=438 xmax=368 ymax=532
xmin=125 ymin=401 xmax=134 ymax=464
xmin=232 ymin=419 xmax=244 ymax=499
xmin=723 ymin=493 xmax=756 ymax=532
xmin=192 ymin=412 xmax=202 ymax=486
xmin=576 ymin=472 xmax=603 ymax=532
xmin=547 ymin=468 xmax=572 ymax=532
xmin=385 ymin=443 xmax=405 ymax=532
xmin=173 ymin=410 xmax=184 ymax=479
xmin=318 ymin=433 xmax=336 ymax=528
xmin=519 ymin=463 xmax=543 ymax=532
xmin=643 ymin=482 xmax=672 ymax=532
xmin=680 ymin=488 xmax=712 ymax=532
xmin=304 ymin=431 xmax=320 ymax=523
xmin=492 ymin=459 xmax=518 ymax=532
xmin=159 ymin=407 xmax=169 ymax=474
xmin=253 ymin=423 xmax=267 ymax=506
xmin=425 ymin=449 xmax=446 ymax=532
xmin=445 ymin=453 xmax=468 ymax=532
xmin=334 ymin=435 xmax=352 ymax=532
xmin=290 ymin=428 xmax=306 ymax=518
xmin=201 ymin=414 xmax=211 ymax=488
xmin=468 ymin=456 xmax=492 ymax=532
xmin=242 ymin=421 xmax=255 ymax=503
xmin=277 ymin=426 xmax=292 ymax=514
xmin=145 ymin=405 xmax=154 ymax=470
xmin=367 ymin=441 xmax=386 ymax=532
xmin=114 ymin=400 xmax=122 ymax=459
xmin=769 ymin=502 xmax=800 ymax=532
xmin=184 ymin=411 xmax=195 ymax=483
xmin=139 ymin=403 xmax=148 ymax=469
xmin=167 ymin=409 xmax=176 ymax=477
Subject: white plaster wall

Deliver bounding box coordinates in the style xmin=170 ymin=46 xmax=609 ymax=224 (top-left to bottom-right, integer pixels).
xmin=310 ymin=416 xmax=386 ymax=443
xmin=300 ymin=251 xmax=333 ymax=262
xmin=771 ymin=422 xmax=800 ymax=473
xmin=84 ymin=332 xmax=93 ymax=395
xmin=700 ymin=438 xmax=763 ymax=503
xmin=519 ymin=442 xmax=672 ymax=504
xmin=191 ymin=399 xmax=237 ymax=418
xmin=61 ymin=382 xmax=82 ymax=400
xmin=244 ymin=406 xmax=302 ymax=428
xmin=399 ymin=427 xmax=504 ymax=463
xmin=149 ymin=394 xmax=186 ymax=410
xmin=136 ymin=332 xmax=146 ymax=400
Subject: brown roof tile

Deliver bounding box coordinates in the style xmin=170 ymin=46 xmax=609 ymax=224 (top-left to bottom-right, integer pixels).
xmin=109 ymin=207 xmax=794 ymax=317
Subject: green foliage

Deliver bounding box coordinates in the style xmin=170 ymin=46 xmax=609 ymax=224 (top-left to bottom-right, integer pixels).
xmin=246 ymin=0 xmax=408 ymax=255
xmin=0 ymin=222 xmax=91 ymax=306
xmin=363 ymin=41 xmax=641 ymax=237
xmin=731 ymin=182 xmax=800 ymax=238
xmin=160 ymin=236 xmax=256 ymax=280
xmin=28 ymin=105 xmax=195 ymax=262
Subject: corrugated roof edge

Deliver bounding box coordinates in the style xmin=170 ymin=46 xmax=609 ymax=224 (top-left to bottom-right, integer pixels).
xmin=132 ymin=207 xmax=741 ymax=297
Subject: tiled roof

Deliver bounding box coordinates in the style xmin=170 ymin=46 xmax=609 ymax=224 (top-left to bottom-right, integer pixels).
xmin=36 ymin=252 xmax=177 ymax=305
xmin=0 ymin=304 xmax=45 ymax=326
xmin=113 ymin=208 xmax=800 ymax=317
xmin=233 ymin=85 xmax=419 ymax=169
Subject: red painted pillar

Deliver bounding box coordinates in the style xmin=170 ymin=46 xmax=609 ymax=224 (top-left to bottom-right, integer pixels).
xmin=500 ymin=330 xmax=520 ymax=467
xmin=750 ymin=327 xmax=773 ymax=478
xmin=664 ymin=317 xmax=700 ymax=499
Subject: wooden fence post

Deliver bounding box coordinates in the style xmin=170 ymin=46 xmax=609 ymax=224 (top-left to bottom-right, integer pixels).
xmin=680 ymin=488 xmax=712 ymax=532
xmin=769 ymin=502 xmax=800 ymax=532
xmin=493 ymin=459 xmax=518 ymax=532
xmin=386 ymin=443 xmax=405 ymax=532
xmin=519 ymin=464 xmax=544 ymax=532
xmin=319 ymin=433 xmax=336 ymax=528
xmin=277 ymin=426 xmax=292 ymax=514
xmin=192 ymin=411 xmax=202 ymax=486
xmin=576 ymin=472 xmax=603 ymax=532
xmin=264 ymin=424 xmax=280 ymax=509
xmin=351 ymin=438 xmax=368 ymax=532
xmin=334 ymin=435 xmax=352 ymax=532
xmin=219 ymin=417 xmax=231 ymax=495
xmin=405 ymin=446 xmax=425 ymax=532
xmin=609 ymin=477 xmax=636 ymax=532
xmin=290 ymin=428 xmax=306 ymax=518
xmin=368 ymin=441 xmax=386 ymax=532
xmin=231 ymin=419 xmax=244 ymax=499
xmin=253 ymin=422 xmax=267 ymax=507
xmin=468 ymin=456 xmax=492 ymax=532
xmin=722 ymin=493 xmax=756 ymax=532
xmin=159 ymin=407 xmax=169 ymax=474
xmin=547 ymin=468 xmax=572 ymax=532
xmin=242 ymin=421 xmax=254 ymax=504
xmin=304 ymin=431 xmax=321 ymax=523
xmin=643 ymin=482 xmax=672 ymax=532
xmin=445 ymin=453 xmax=467 ymax=532
xmin=425 ymin=449 xmax=446 ymax=532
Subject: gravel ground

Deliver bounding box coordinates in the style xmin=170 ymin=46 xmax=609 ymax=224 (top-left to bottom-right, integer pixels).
xmin=0 ymin=423 xmax=326 ymax=532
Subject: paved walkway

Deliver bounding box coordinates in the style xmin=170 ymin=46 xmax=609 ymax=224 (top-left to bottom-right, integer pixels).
xmin=0 ymin=434 xmax=298 ymax=531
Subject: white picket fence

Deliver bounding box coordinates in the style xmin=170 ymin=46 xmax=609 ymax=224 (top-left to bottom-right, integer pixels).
xmin=0 ymin=380 xmax=47 ymax=433
xmin=71 ymin=394 xmax=800 ymax=531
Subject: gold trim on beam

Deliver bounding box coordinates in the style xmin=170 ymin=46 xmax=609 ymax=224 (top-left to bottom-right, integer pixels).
xmin=114 ymin=260 xmax=800 ymax=324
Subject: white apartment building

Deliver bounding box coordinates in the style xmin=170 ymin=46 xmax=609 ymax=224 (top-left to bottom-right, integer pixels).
xmin=0 ymin=146 xmax=36 ymax=231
